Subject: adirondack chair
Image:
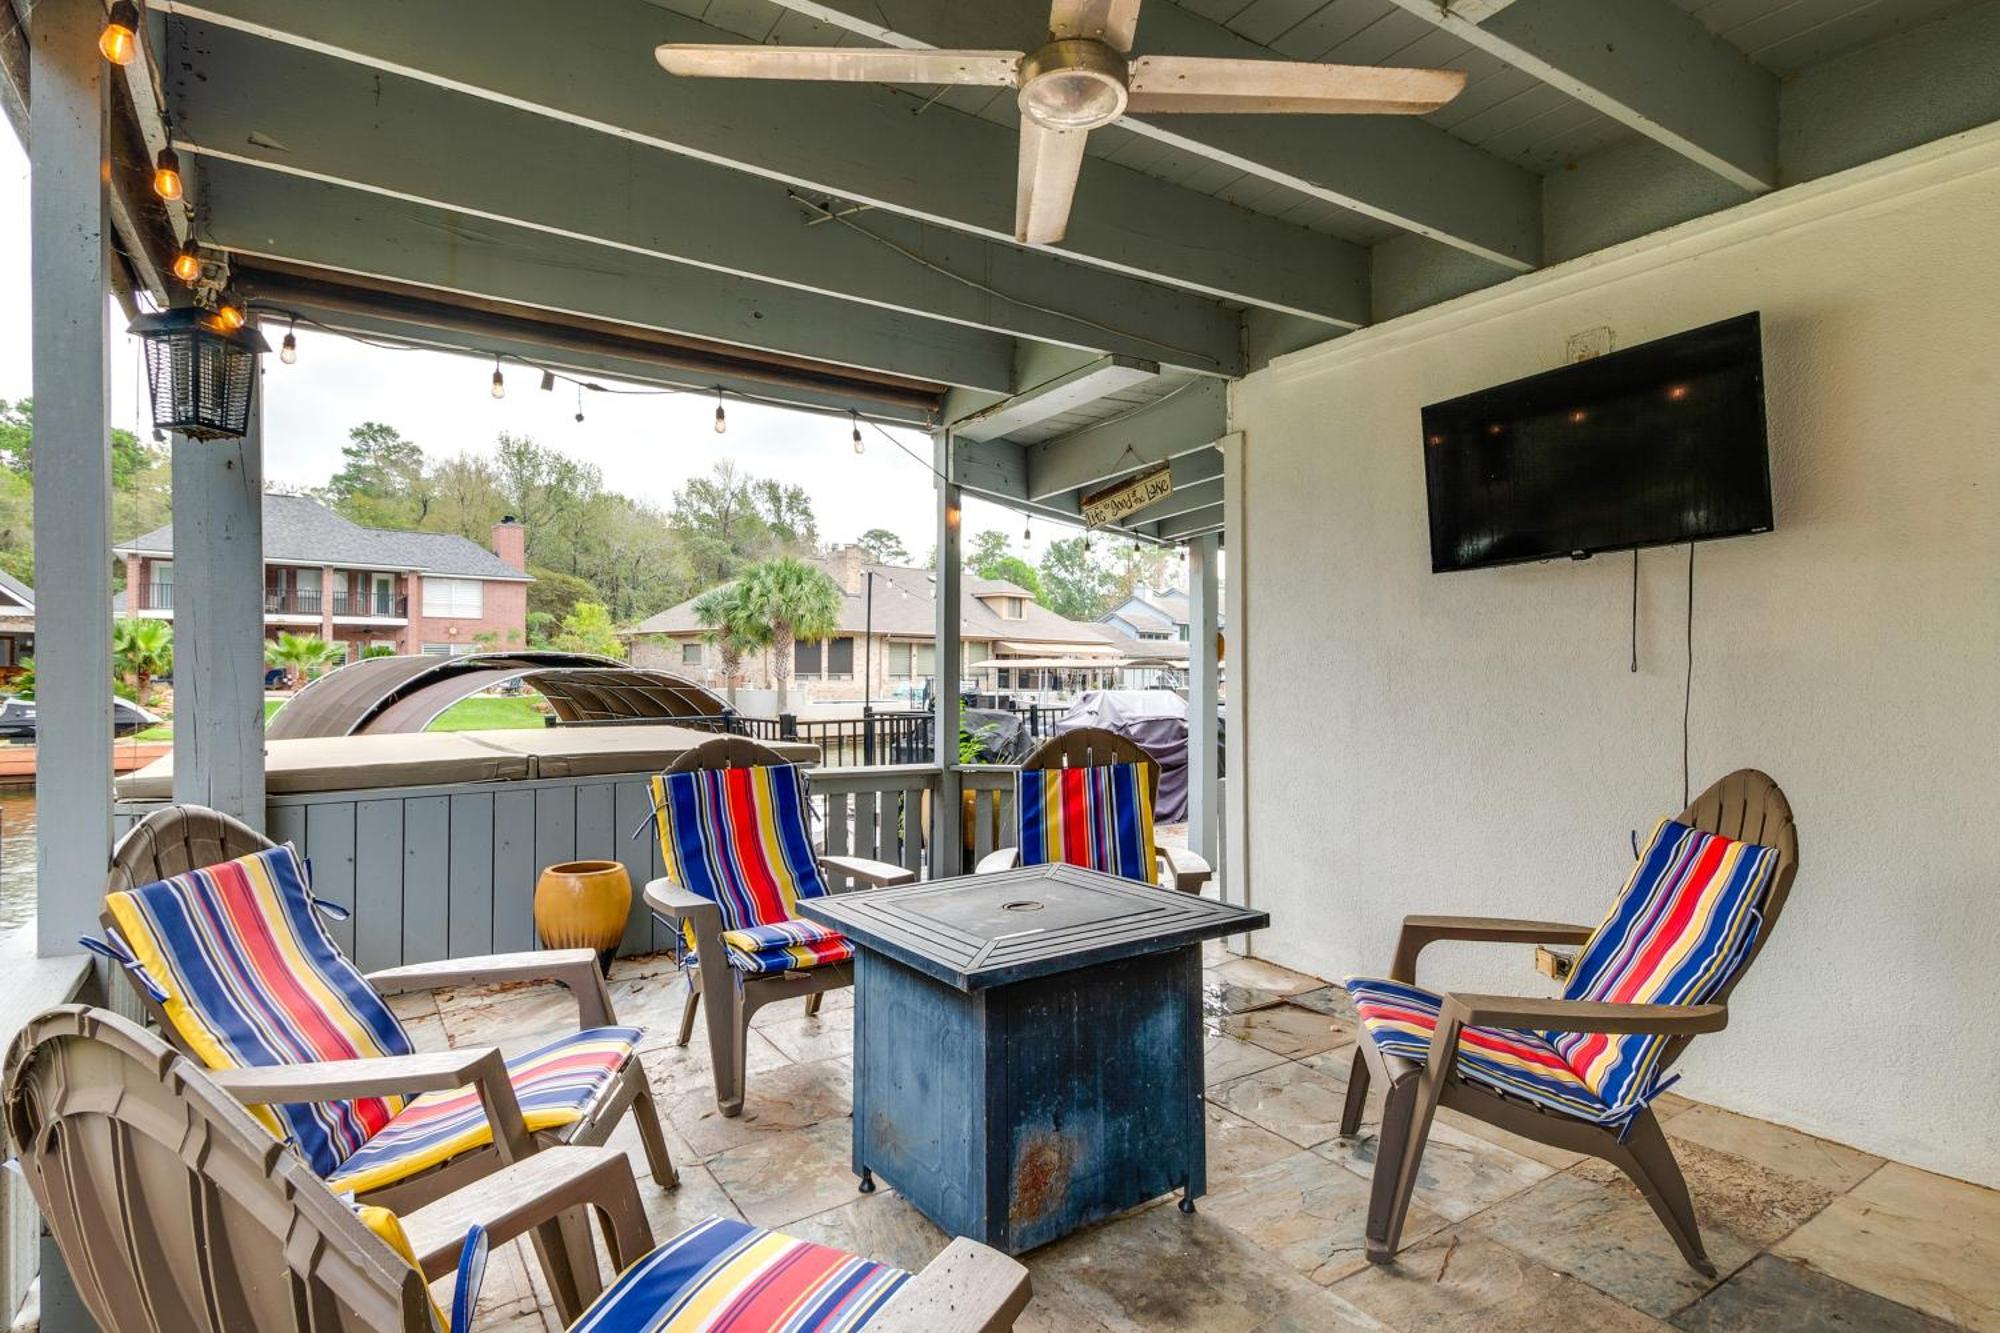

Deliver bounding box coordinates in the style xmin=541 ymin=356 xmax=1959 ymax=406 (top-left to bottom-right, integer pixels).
xmin=95 ymin=803 xmax=678 ymax=1314
xmin=4 ymin=1006 xmax=1035 ymax=1333
xmin=974 ymin=727 xmax=1212 ymax=892
xmin=1338 ymin=770 xmax=1799 ymax=1274
xmin=642 ymin=736 xmax=917 ymax=1116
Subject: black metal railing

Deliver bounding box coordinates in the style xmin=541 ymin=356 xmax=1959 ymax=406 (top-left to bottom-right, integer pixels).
xmin=329 ymin=592 xmax=408 ymax=617
xmin=735 ymin=709 xmax=937 ymax=766
xmin=264 ymin=590 xmax=323 ymax=616
xmin=141 ymin=581 xmax=173 ymax=611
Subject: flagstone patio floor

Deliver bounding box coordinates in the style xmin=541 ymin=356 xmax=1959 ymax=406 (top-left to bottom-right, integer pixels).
xmin=406 ymin=948 xmax=1999 ymax=1332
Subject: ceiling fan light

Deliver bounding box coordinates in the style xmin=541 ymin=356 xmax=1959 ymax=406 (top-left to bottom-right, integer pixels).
xmin=1018 ymin=40 xmax=1128 ymax=131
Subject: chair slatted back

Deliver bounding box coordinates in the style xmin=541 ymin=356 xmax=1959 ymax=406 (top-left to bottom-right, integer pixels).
xmin=4 ymin=1007 xmax=434 ymax=1333
xmin=649 ymin=738 xmax=829 ymax=941
xmin=1014 ymin=729 xmax=1157 ymax=884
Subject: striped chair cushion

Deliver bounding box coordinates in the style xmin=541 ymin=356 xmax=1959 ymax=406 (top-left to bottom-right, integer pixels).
xmin=105 ymin=843 xmax=413 ymax=1178
xmin=570 ymin=1214 xmax=911 ymax=1332
xmin=649 ymin=765 xmax=832 ymax=950
xmin=1015 ymin=761 xmax=1156 ymax=885
xmin=1345 ymin=977 xmax=1611 ymax=1122
xmin=327 ymin=1026 xmax=640 ymax=1195
xmin=720 ymin=921 xmax=855 ymax=976
xmin=1554 ymin=819 xmax=1779 ymax=1115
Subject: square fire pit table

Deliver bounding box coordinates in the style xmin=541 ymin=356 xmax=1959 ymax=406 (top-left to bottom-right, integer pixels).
xmin=800 ymin=863 xmax=1268 ymax=1254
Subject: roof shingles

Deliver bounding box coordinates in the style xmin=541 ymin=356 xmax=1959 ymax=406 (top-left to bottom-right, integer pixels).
xmin=115 ymin=493 xmax=529 ymax=581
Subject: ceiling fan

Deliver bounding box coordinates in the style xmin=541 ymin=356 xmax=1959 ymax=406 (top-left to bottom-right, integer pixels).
xmin=656 ymin=0 xmax=1466 ymax=246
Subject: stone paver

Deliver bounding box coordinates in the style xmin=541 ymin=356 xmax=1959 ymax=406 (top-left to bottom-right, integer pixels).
xmin=418 ymin=956 xmax=1997 ymax=1332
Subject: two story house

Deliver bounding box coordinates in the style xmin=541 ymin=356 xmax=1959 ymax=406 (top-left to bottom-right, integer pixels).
xmin=115 ymin=494 xmax=531 ymax=662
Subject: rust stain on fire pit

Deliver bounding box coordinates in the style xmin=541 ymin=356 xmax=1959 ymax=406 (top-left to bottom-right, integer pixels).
xmin=1009 ymin=1129 xmax=1077 ymax=1228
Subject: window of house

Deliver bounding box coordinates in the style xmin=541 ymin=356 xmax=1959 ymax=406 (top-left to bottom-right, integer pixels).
xmin=795 ymin=639 xmax=823 ymax=677
xmin=421 ymin=642 xmax=451 ymax=656
xmin=1140 ymin=631 xmax=1169 ymax=641
xmin=681 ymin=641 xmax=703 ymax=666
xmin=915 ymin=643 xmax=935 ymax=675
xmin=422 ymin=577 xmax=483 ymax=619
xmin=1003 ymin=596 xmax=1025 ymax=619
xmin=888 ymin=642 xmax=913 ymax=676
xmin=825 ymin=636 xmax=854 ymax=678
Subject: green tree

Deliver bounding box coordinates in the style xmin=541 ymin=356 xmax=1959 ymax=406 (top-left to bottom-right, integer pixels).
xmin=0 ymin=399 xmax=170 ymax=580
xmin=855 ymin=528 xmax=910 ymax=565
xmin=425 ymin=452 xmax=510 ymax=543
xmin=1037 ymin=536 xmax=1117 ymax=620
xmin=739 ymin=557 xmax=842 ymax=714
xmin=691 ymin=580 xmax=773 ymax=706
xmin=966 ymin=530 xmax=1043 ymax=601
xmin=527 ymin=566 xmax=598 ymax=624
xmin=112 ymin=617 xmax=174 ymax=708
xmin=327 ymin=422 xmax=428 ymax=527
xmin=550 ymin=601 xmax=625 ymax=659
xmin=669 ymin=461 xmax=770 ymax=588
xmin=264 ymin=632 xmax=340 ymax=689
xmin=752 ymin=477 xmax=817 ymax=550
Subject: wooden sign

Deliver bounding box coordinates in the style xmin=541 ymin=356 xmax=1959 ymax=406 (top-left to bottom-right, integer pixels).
xmin=1081 ymin=463 xmax=1172 ymax=529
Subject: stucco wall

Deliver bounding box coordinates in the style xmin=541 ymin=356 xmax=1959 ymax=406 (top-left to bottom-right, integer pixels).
xmin=1231 ymin=126 xmax=2000 ymax=1186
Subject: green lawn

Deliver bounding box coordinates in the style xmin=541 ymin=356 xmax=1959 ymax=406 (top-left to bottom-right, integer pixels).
xmin=424 ymin=695 xmax=547 ymax=731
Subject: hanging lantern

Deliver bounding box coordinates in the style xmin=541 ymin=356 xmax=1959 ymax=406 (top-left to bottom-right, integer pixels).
xmin=128 ymin=306 xmax=270 ymax=441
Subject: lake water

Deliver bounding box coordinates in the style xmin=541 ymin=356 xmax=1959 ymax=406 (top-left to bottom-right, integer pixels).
xmin=0 ymin=791 xmax=35 ymax=933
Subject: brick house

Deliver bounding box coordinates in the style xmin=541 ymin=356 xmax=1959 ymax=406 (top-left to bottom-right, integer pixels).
xmin=115 ymin=494 xmax=531 ymax=661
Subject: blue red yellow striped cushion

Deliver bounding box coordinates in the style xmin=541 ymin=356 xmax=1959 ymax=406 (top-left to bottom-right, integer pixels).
xmin=327 ymin=1026 xmax=640 ymax=1195
xmin=570 ymin=1214 xmax=911 ymax=1332
xmin=719 ymin=921 xmax=855 ymax=976
xmin=1345 ymin=977 xmax=1611 ymax=1122
xmin=1015 ymin=762 xmax=1155 ymax=885
xmin=104 ymin=843 xmax=413 ymax=1177
xmin=1553 ymin=819 xmax=1779 ymax=1115
xmin=649 ymin=765 xmax=831 ymax=941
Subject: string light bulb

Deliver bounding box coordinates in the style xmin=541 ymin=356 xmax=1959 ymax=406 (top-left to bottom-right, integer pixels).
xmin=170 ymin=242 xmax=202 ymax=285
xmin=574 ymin=385 xmax=585 ymax=423
xmin=490 ymin=357 xmax=506 ymax=399
xmin=713 ymin=388 xmax=727 ymax=435
xmin=152 ymin=145 xmax=183 ymax=202
xmin=1023 ymin=516 xmax=1032 ymax=544
xmin=279 ymin=320 xmax=297 ymax=364
xmin=850 ymin=412 xmax=864 ymax=455
xmin=212 ymin=300 xmax=245 ymax=332
xmin=99 ymin=1 xmax=140 ymax=66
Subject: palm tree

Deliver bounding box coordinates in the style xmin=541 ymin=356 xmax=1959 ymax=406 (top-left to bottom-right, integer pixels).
xmin=691 ymin=580 xmax=771 ymax=707
xmin=112 ymin=617 xmax=174 ymax=708
xmin=264 ymin=632 xmax=338 ymax=689
xmin=739 ymin=557 xmax=842 ymax=714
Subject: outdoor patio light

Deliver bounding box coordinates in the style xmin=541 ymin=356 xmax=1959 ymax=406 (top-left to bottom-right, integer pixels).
xmin=490 ymin=357 xmax=506 ymax=399
xmin=851 ymin=412 xmax=864 ymax=454
xmin=152 ymin=145 xmax=182 ymax=201
xmin=98 ymin=1 xmax=139 ymax=65
xmin=713 ymin=389 xmax=727 ymax=434
xmin=170 ymin=242 xmax=202 ymax=285
xmin=279 ymin=321 xmax=297 ymax=364
xmin=128 ymin=305 xmax=271 ymax=442
xmin=213 ymin=300 xmax=245 ymax=332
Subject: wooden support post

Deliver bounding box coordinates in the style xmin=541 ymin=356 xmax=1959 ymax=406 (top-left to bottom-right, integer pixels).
xmin=1220 ymin=432 xmax=1251 ymax=954
xmin=30 ymin=0 xmax=112 ymax=957
xmin=170 ymin=390 xmax=268 ymax=829
xmin=932 ymin=428 xmax=964 ymax=877
xmin=1187 ymin=532 xmax=1221 ymax=892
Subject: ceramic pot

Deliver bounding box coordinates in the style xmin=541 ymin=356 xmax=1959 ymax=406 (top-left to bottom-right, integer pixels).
xmin=534 ymin=859 xmax=631 ymax=973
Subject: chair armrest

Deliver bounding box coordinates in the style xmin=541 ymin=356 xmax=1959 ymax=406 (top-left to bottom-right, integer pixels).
xmin=1157 ymin=846 xmax=1212 ymax=893
xmin=1441 ymin=993 xmax=1728 ymax=1037
xmin=366 ymin=949 xmax=617 ymax=1029
xmin=211 ymin=1047 xmax=536 ymax=1164
xmin=1391 ymin=914 xmax=1597 ymax=983
xmin=973 ymin=847 xmax=1019 ymax=875
xmin=642 ymin=878 xmax=719 ymax=923
xmin=819 ymin=853 xmax=918 ymax=888
xmin=400 ymin=1145 xmax=656 ymax=1282
xmin=874 ymin=1236 xmax=1032 ymax=1333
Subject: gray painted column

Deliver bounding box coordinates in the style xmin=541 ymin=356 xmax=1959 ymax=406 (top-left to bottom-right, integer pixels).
xmin=171 ymin=387 xmax=267 ymax=829
xmin=1220 ymin=432 xmax=1251 ymax=954
xmin=931 ymin=428 xmax=964 ymax=877
xmin=30 ymin=0 xmax=112 ymax=956
xmin=1187 ymin=532 xmax=1221 ymax=891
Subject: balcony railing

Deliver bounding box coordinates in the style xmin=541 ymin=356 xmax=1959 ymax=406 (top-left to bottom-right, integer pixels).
xmin=329 ymin=591 xmax=408 ymax=618
xmin=139 ymin=581 xmax=173 ymax=611
xmin=264 ymin=590 xmax=323 ymax=616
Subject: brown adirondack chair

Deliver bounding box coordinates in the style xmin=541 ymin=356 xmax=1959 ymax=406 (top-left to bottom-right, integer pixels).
xmin=1339 ymin=770 xmax=1799 ymax=1275
xmin=4 ymin=1006 xmax=1034 ymax=1332
xmin=642 ymin=736 xmax=916 ymax=1117
xmin=100 ymin=803 xmax=677 ymax=1314
xmin=974 ymin=727 xmax=1212 ymax=892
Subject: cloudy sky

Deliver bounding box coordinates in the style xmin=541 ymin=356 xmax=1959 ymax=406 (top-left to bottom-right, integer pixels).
xmin=0 ymin=127 xmax=1060 ymax=563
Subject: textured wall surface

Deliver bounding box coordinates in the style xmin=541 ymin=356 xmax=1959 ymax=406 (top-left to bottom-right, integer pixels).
xmin=1233 ymin=125 xmax=2000 ymax=1186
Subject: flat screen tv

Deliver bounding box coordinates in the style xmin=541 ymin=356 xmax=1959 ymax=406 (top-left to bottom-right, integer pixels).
xmin=1422 ymin=313 xmax=1772 ymax=573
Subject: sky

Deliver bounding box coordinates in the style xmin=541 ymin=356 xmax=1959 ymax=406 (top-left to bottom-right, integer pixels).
xmin=0 ymin=126 xmax=1064 ymax=565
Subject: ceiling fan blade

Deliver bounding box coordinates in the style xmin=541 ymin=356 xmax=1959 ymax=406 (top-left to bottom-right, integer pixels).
xmin=655 ymin=44 xmax=1021 ymax=87
xmin=1125 ymin=57 xmax=1466 ymax=115
xmin=1016 ymin=120 xmax=1088 ymax=245
xmin=1048 ymin=0 xmax=1144 ymax=53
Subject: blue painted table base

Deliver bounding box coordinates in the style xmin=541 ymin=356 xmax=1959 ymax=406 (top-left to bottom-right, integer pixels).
xmin=850 ymin=943 xmax=1207 ymax=1255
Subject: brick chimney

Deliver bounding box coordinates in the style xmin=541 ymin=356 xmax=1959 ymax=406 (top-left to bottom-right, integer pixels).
xmin=491 ymin=515 xmax=526 ymax=570
xmin=829 ymin=543 xmax=865 ymax=594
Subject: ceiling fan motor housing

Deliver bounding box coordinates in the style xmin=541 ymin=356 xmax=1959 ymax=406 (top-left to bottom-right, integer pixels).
xmin=1018 ymin=39 xmax=1129 ymax=131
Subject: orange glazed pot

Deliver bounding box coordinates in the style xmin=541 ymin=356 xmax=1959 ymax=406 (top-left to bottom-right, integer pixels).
xmin=534 ymin=860 xmax=631 ymax=973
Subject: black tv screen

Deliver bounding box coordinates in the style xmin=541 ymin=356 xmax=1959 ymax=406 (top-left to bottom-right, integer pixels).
xmin=1422 ymin=313 xmax=1772 ymax=573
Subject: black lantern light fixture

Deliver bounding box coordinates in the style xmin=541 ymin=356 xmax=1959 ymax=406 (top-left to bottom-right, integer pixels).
xmin=128 ymin=305 xmax=271 ymax=441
